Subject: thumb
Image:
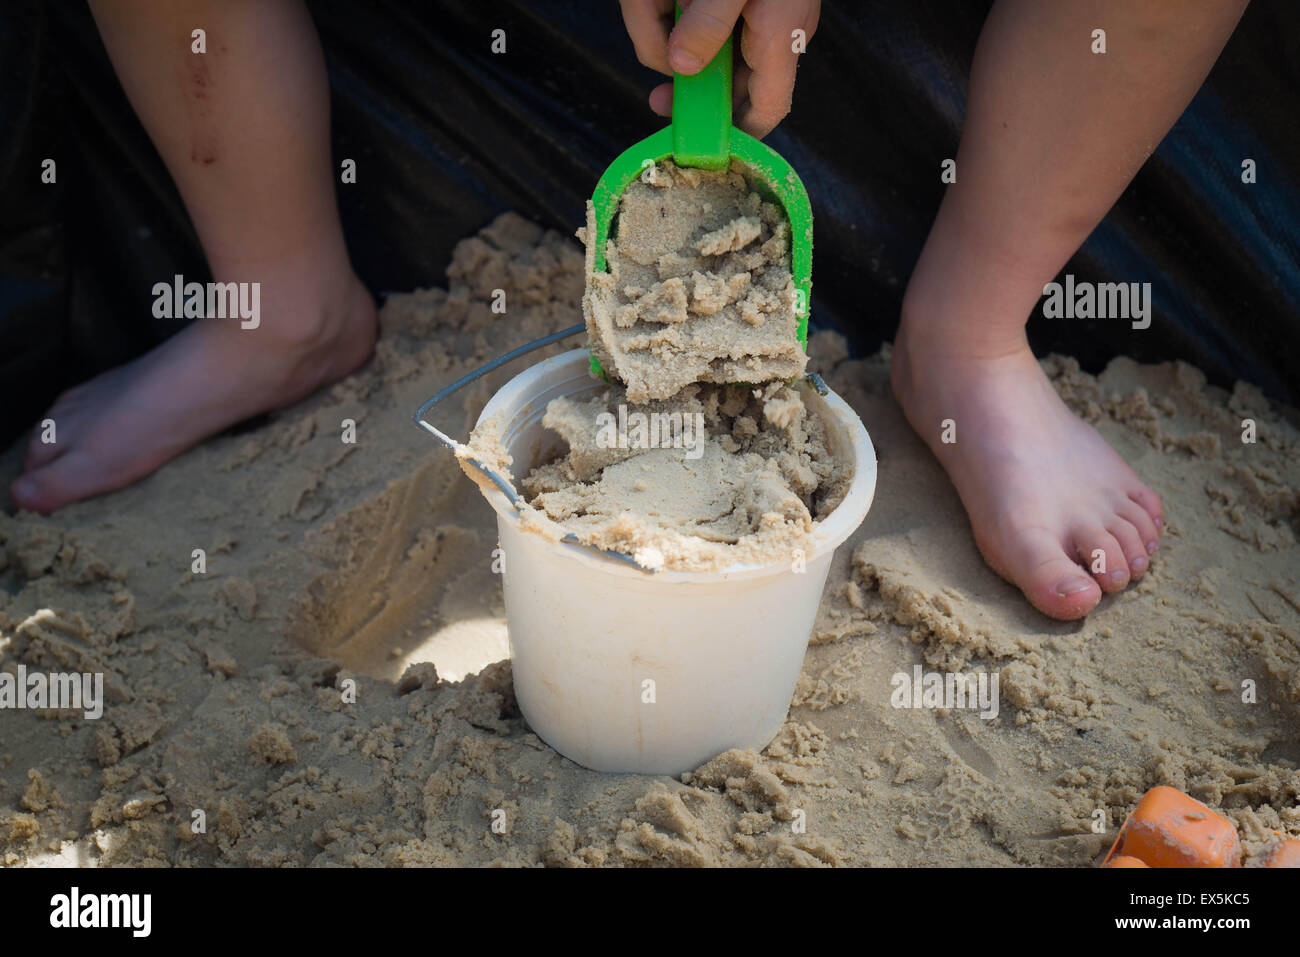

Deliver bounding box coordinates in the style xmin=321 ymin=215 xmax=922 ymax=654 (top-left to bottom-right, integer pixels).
xmin=667 ymin=0 xmax=747 ymax=74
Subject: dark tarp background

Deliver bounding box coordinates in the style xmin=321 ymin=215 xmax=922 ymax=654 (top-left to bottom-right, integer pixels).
xmin=1 ymin=1 xmax=1297 ymax=450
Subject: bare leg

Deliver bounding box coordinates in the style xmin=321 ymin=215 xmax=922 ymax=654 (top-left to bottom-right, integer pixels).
xmin=893 ymin=0 xmax=1248 ymax=619
xmin=11 ymin=0 xmax=375 ymax=512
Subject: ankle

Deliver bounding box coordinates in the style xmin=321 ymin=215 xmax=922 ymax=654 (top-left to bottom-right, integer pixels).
xmin=890 ymin=304 xmax=1038 ymax=427
xmin=897 ymin=309 xmax=1031 ymax=369
xmin=205 ymin=235 xmax=367 ymax=333
xmin=898 ymin=211 xmax=1052 ymax=364
xmin=219 ymin=262 xmax=374 ymax=355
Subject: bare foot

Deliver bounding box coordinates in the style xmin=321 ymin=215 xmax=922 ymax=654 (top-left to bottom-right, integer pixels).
xmin=11 ymin=263 xmax=376 ymax=513
xmin=891 ymin=316 xmax=1164 ymax=620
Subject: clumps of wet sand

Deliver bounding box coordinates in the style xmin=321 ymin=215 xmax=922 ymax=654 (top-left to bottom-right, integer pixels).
xmin=583 ymin=160 xmax=806 ymax=402
xmin=0 ymin=213 xmax=1295 ymax=867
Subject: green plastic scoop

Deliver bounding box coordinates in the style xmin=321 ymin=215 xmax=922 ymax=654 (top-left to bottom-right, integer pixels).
xmin=588 ymin=13 xmax=813 ymax=380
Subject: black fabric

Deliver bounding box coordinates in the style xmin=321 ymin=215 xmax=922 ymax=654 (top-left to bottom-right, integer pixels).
xmin=2 ymin=0 xmax=1297 ymax=450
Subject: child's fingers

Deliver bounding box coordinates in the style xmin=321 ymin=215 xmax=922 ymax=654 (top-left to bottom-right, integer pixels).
xmin=638 ymin=0 xmax=818 ymax=136
xmin=669 ymin=0 xmax=748 ymax=74
xmin=648 ymin=81 xmax=673 ymax=117
xmin=734 ymin=44 xmax=796 ymax=137
xmin=620 ymin=0 xmax=676 ymax=75
xmin=732 ymin=61 xmax=753 ymax=112
xmin=735 ymin=0 xmax=819 ymax=138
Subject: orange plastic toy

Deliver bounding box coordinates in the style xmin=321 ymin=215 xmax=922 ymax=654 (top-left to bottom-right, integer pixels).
xmin=1103 ymin=786 xmax=1242 ymax=868
xmin=1263 ymin=835 xmax=1300 ymax=868
xmin=1103 ymin=855 xmax=1150 ymax=868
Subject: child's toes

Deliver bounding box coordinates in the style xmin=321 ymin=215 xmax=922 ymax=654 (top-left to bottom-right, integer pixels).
xmin=11 ymin=451 xmax=108 ymax=515
xmin=1127 ymin=485 xmax=1164 ymax=535
xmin=1003 ymin=527 xmax=1102 ymax=620
xmin=1107 ymin=516 xmax=1150 ymax=578
xmin=1118 ymin=499 xmax=1161 ymax=556
xmin=24 ymin=428 xmax=64 ymax=472
xmin=1072 ymin=524 xmax=1129 ymax=592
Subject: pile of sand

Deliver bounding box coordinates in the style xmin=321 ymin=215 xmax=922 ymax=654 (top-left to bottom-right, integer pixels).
xmin=1 ymin=213 xmax=1296 ymax=866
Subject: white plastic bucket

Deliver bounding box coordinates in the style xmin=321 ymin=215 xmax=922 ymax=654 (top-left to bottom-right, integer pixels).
xmin=473 ymin=349 xmax=877 ymax=775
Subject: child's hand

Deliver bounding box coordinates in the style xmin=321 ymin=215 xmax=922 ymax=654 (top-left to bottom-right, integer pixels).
xmin=619 ymin=0 xmax=820 ymax=138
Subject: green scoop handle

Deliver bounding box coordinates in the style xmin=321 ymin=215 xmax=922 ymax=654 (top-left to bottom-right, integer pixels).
xmin=671 ymin=16 xmax=733 ymax=169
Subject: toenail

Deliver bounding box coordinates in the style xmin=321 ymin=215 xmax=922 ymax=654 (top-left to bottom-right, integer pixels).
xmin=1153 ymin=517 xmax=1163 ymax=530
xmin=1145 ymin=541 xmax=1158 ymax=555
xmin=1056 ymin=577 xmax=1094 ymax=597
xmin=1109 ymin=570 xmax=1127 ymax=584
xmin=1131 ymin=555 xmax=1148 ymax=573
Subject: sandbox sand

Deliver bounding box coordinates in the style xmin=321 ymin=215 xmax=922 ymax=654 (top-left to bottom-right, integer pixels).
xmin=1 ymin=213 xmax=1297 ymax=866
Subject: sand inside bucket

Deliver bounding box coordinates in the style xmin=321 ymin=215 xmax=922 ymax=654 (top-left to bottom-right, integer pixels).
xmin=519 ymin=379 xmax=851 ymax=570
